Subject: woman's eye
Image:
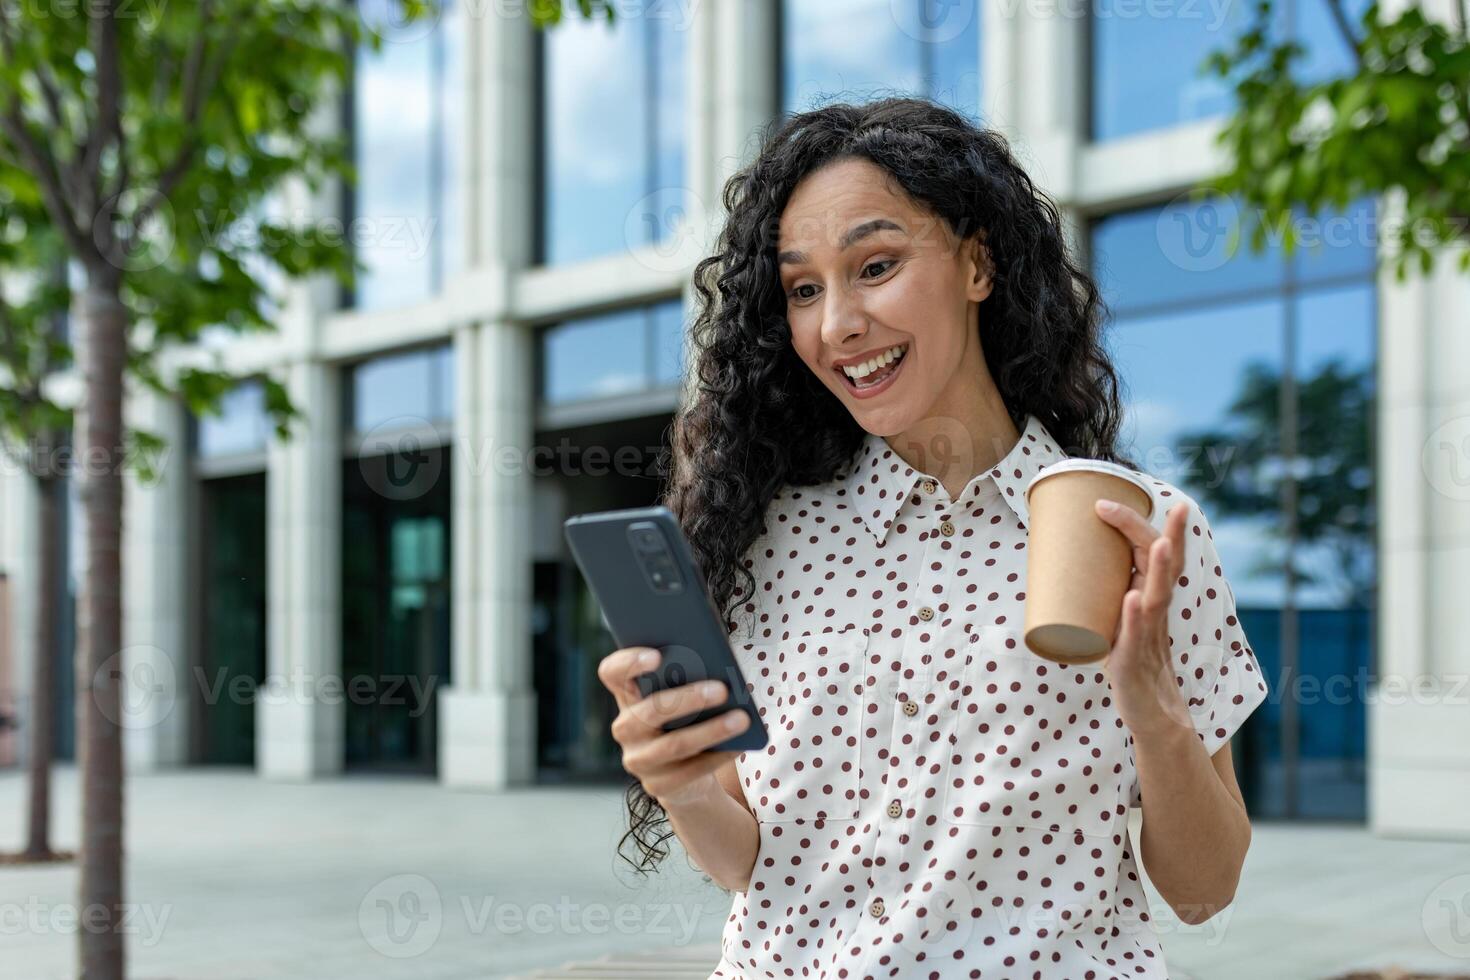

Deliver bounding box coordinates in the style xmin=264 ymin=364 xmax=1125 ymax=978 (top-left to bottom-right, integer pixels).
xmin=862 ymin=259 xmax=894 ymax=278
xmin=790 ymin=284 xmax=816 ymax=301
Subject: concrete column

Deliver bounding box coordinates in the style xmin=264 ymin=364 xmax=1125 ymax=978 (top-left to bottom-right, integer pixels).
xmin=687 ymin=0 xmax=777 ymax=224
xmin=437 ymin=4 xmax=537 ymax=788
xmin=439 ymin=318 xmax=537 ymax=788
xmin=257 ymin=360 xmax=343 ymax=779
xmin=1368 ymin=185 xmax=1470 ymax=838
xmin=998 ymin=0 xmax=1084 ymax=200
xmin=0 ymin=463 xmax=40 ymax=769
xmin=120 ymin=387 xmax=191 ymax=768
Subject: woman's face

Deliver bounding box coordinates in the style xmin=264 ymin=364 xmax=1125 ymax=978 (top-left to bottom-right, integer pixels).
xmin=777 ymin=156 xmax=994 ymax=437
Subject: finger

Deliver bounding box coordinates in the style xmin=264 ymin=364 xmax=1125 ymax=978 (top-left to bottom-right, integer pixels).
xmin=1095 ymin=498 xmax=1160 ymax=559
xmin=1113 ymin=587 xmax=1143 ymax=652
xmin=597 ymin=646 xmax=660 ymax=712
xmin=1140 ymin=533 xmax=1174 ymax=620
xmin=1166 ymin=502 xmax=1190 ymax=581
xmin=625 ymin=708 xmax=751 ymax=773
xmin=627 ymin=678 xmax=731 ymax=732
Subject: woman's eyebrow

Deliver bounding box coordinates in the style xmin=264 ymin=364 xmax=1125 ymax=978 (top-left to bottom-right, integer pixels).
xmin=778 ymin=217 xmax=906 ymax=266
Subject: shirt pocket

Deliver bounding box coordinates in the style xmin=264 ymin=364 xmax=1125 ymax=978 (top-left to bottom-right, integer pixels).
xmin=729 ymin=625 xmax=868 ymax=823
xmin=940 ymin=626 xmax=1131 ymax=839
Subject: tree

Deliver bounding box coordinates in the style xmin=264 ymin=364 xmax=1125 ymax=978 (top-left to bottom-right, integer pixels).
xmin=0 ymin=183 xmax=71 ymax=864
xmin=1203 ymin=0 xmax=1470 ymax=279
xmin=0 ymin=1 xmax=612 ymax=975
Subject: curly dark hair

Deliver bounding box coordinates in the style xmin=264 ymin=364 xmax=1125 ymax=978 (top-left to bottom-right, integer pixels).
xmin=624 ymin=96 xmax=1139 ymax=878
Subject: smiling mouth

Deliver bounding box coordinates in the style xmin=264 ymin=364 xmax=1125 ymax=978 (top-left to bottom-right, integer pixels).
xmin=837 ymin=343 xmax=909 ymax=391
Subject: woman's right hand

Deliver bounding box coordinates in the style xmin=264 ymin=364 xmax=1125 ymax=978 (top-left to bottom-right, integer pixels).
xmin=597 ymin=646 xmax=752 ymax=810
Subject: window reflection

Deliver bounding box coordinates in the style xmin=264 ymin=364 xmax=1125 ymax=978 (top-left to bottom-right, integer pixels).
xmin=541 ymin=299 xmax=684 ymax=404
xmin=351 ymin=0 xmax=463 ymax=310
xmin=1092 ymin=196 xmax=1377 ymax=822
xmin=348 ymin=344 xmax=455 ymax=432
xmin=783 ymin=0 xmax=980 ymax=117
xmin=540 ymin=10 xmax=685 ymax=266
xmin=198 ymin=381 xmax=271 ymax=458
xmin=1090 ymin=0 xmax=1369 ymax=141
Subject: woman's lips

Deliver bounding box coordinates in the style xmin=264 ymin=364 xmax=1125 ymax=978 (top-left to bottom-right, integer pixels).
xmin=835 ymin=347 xmax=907 ymax=399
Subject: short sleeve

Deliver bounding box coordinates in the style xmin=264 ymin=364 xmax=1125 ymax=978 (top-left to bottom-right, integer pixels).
xmin=1165 ymin=495 xmax=1271 ymax=759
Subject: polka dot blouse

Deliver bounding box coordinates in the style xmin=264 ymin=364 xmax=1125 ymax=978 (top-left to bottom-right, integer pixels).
xmin=705 ymin=413 xmax=1270 ymax=980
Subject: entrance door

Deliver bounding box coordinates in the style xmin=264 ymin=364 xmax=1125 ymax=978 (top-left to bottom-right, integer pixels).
xmin=200 ymin=474 xmax=267 ymax=765
xmin=343 ymin=448 xmax=452 ymax=773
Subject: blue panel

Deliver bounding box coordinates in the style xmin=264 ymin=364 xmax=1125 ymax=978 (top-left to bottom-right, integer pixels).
xmin=542 ymin=307 xmax=649 ymax=403
xmin=542 ymin=13 xmax=685 ymax=265
xmin=352 ymin=0 xmax=461 ymax=310
xmin=1106 ymin=298 xmax=1288 ymax=609
xmin=198 ymin=381 xmax=271 ymax=458
xmin=1093 ymin=196 xmax=1285 ymax=314
xmin=652 ymin=299 xmax=687 ymax=387
xmin=351 ymin=345 xmax=455 ymax=431
xmin=1090 ymin=0 xmax=1252 ymax=139
xmin=783 ymin=0 xmax=980 ymax=116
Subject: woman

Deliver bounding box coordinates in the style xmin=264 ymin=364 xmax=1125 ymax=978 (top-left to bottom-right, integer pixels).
xmin=596 ymin=97 xmax=1269 ymax=979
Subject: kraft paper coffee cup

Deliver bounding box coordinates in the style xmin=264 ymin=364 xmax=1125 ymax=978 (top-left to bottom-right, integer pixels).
xmin=1022 ymin=459 xmax=1156 ymax=664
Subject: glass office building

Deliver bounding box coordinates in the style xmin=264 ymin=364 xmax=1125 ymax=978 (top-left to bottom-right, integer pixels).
xmin=2 ymin=1 xmax=1464 ymax=836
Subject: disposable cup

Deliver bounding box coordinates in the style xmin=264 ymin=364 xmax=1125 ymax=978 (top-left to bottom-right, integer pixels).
xmin=1022 ymin=459 xmax=1155 ymax=664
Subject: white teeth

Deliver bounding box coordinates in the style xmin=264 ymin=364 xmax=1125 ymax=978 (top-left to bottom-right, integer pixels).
xmin=843 ymin=344 xmax=907 ymax=380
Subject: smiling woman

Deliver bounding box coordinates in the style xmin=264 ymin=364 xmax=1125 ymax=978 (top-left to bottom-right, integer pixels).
xmin=592 ymin=96 xmax=1269 ymax=980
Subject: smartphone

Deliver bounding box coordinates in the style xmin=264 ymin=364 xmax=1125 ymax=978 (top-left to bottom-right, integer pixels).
xmin=563 ymin=505 xmax=769 ymax=754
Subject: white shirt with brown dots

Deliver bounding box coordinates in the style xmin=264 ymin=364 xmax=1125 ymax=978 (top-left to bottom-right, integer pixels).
xmin=705 ymin=412 xmax=1270 ymax=980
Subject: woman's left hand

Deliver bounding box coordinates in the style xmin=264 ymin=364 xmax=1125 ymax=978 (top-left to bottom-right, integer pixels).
xmin=1092 ymin=498 xmax=1195 ymax=740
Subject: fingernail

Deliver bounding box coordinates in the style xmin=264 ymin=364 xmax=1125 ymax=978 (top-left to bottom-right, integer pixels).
xmin=638 ymin=649 xmax=657 ymax=666
xmin=725 ymin=711 xmax=746 ymax=730
xmin=1097 ymin=499 xmax=1118 ymax=513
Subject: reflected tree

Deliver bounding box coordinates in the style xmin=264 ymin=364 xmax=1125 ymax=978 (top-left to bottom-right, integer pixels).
xmin=1174 ymin=356 xmax=1374 ymax=608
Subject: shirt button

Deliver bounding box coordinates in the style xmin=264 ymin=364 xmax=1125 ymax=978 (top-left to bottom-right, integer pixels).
xmin=887 ymin=800 xmax=902 ymax=818
xmin=920 ymin=478 xmax=937 ymax=494
xmin=917 ymin=606 xmax=935 ymax=622
xmin=901 ymin=699 xmax=919 ymax=717
xmin=939 ymin=519 xmax=955 ymax=537
xmin=869 ymin=898 xmax=885 ymax=918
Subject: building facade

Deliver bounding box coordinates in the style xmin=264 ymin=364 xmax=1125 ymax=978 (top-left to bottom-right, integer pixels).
xmin=1 ymin=0 xmax=1467 ymax=837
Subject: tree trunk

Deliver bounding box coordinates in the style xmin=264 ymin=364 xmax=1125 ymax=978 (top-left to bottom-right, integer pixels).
xmin=76 ymin=284 xmax=127 ymax=980
xmin=23 ymin=458 xmax=59 ymax=859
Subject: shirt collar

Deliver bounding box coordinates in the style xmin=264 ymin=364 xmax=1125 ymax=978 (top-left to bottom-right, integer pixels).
xmin=839 ymin=413 xmax=1069 ymax=545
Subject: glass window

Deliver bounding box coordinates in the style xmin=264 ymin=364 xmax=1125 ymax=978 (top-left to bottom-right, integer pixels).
xmin=351 ymin=0 xmax=463 ymax=310
xmin=1092 ymin=197 xmax=1377 ymax=823
xmin=1092 ymin=195 xmax=1283 ymax=315
xmin=197 ymin=381 xmax=271 ymax=458
xmin=349 ymin=344 xmax=454 ymax=432
xmin=1089 ymin=0 xmax=1368 ymax=141
xmin=783 ymin=0 xmax=980 ymax=118
xmin=541 ymin=299 xmax=684 ymax=404
xmin=652 ymin=300 xmax=687 ymax=388
xmin=540 ymin=10 xmax=686 ymax=266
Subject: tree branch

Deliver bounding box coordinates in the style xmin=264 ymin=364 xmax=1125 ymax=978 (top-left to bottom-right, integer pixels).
xmin=1323 ymin=0 xmax=1365 ymax=70
xmin=0 ymin=106 xmax=90 ymax=260
xmin=132 ymin=1 xmax=227 ymax=232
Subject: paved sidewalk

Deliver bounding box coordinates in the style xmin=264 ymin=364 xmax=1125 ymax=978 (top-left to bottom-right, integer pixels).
xmin=0 ymin=768 xmax=1467 ymax=979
